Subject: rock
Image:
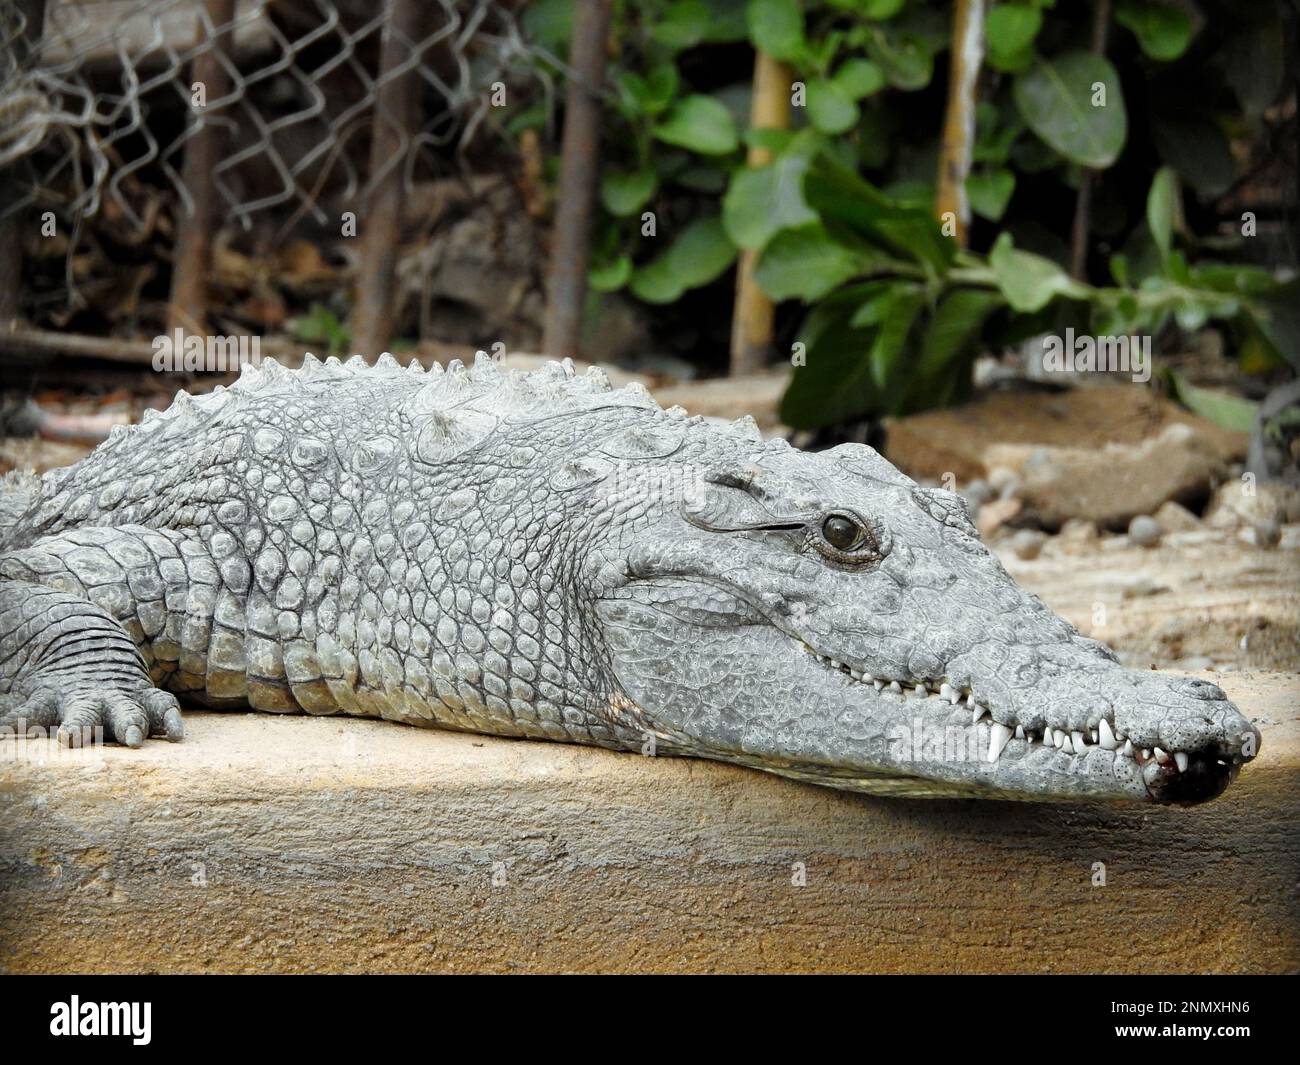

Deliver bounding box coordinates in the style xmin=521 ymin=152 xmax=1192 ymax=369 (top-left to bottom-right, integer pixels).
xmin=1153 ymin=500 xmax=1201 ymax=533
xmin=1254 ymin=518 xmax=1282 ymax=549
xmin=885 ymin=385 xmax=1246 ymax=486
xmin=976 ymin=497 xmax=1022 ymax=538
xmin=1205 ymin=479 xmax=1300 ymax=529
xmin=1008 ymin=529 xmax=1047 ymax=560
xmin=982 ymin=421 xmax=1229 ymax=530
xmin=962 ymin=479 xmax=993 ymax=507
xmin=987 ymin=466 xmax=1019 ymax=497
xmin=1128 ymin=515 xmax=1162 ymax=547
xmin=1057 ymin=518 xmax=1099 ymax=544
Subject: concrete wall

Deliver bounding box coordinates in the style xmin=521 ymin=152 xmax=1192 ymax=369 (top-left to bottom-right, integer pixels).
xmin=2 ymin=671 xmax=1296 ymax=974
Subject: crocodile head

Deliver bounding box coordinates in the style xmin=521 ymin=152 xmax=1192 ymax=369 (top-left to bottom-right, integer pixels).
xmin=591 ymin=429 xmax=1259 ymax=804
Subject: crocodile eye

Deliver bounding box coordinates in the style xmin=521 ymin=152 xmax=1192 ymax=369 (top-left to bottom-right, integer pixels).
xmin=821 ymin=514 xmax=861 ymax=550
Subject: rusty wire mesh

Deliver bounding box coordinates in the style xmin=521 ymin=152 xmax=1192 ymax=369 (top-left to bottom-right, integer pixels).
xmin=0 ymin=0 xmax=566 ymax=236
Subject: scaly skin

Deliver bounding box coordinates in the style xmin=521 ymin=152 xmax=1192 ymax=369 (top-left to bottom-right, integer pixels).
xmin=0 ymin=354 xmax=1260 ymax=803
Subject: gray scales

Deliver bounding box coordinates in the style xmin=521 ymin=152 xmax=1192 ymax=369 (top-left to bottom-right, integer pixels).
xmin=0 ymin=354 xmax=1259 ymax=803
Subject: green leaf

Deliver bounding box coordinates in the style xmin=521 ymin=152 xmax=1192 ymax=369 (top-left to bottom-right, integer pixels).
xmin=802 ymin=152 xmax=954 ymax=276
xmin=865 ymin=286 xmax=926 ymax=388
xmin=903 ymin=288 xmax=1004 ymax=411
xmin=588 ymin=255 xmax=633 ymax=292
xmin=722 ymin=152 xmax=817 ymax=251
xmin=967 ymin=167 xmax=1016 ymax=221
xmin=674 ymin=163 xmax=729 ymax=193
xmin=1013 ymin=52 xmax=1128 ymax=169
xmin=1151 ymin=115 xmax=1235 ymax=199
xmin=833 ymin=58 xmax=886 ymax=100
xmin=754 ymin=223 xmax=874 ymax=302
xmin=989 ymin=232 xmax=1091 ymax=312
xmin=601 ymin=170 xmax=657 ymax=217
xmin=1146 ymin=166 xmax=1176 ymax=263
xmin=854 ymin=0 xmax=906 ymax=21
xmin=1166 ymin=371 xmax=1258 ymax=433
xmin=743 ymin=128 xmax=798 ymax=153
xmin=521 ymin=0 xmax=573 ymax=52
xmin=1222 ymin=21 xmax=1286 ymax=115
xmin=1115 ymin=1 xmax=1193 ymax=62
xmin=653 ymin=95 xmax=739 ymax=155
xmin=702 ymin=0 xmax=750 ymax=42
xmin=868 ymin=31 xmax=934 ymax=90
xmin=1247 ymin=278 xmax=1300 ymax=372
xmin=778 ymin=282 xmax=898 ymax=429
xmin=653 ymin=0 xmax=711 ymax=50
xmin=985 ymin=5 xmax=1042 ymax=73
xmin=746 ymin=0 xmax=806 ymax=62
xmin=629 ymin=216 xmax=736 ymax=303
xmin=806 ymin=79 xmax=859 ymax=134
xmin=616 ymin=64 xmax=679 ymax=116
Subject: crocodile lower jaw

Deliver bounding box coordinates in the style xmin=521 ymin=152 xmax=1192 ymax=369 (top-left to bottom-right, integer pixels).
xmin=799 ymin=644 xmax=1225 ymax=781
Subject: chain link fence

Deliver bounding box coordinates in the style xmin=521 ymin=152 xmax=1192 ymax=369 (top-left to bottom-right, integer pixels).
xmin=1 ymin=0 xmax=564 ymax=246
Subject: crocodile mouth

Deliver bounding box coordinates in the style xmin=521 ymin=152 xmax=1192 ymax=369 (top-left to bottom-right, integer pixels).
xmin=799 ymin=644 xmax=1243 ymax=804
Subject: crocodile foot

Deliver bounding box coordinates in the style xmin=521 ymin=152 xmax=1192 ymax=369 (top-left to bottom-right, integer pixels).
xmin=0 ymin=683 xmax=183 ymax=748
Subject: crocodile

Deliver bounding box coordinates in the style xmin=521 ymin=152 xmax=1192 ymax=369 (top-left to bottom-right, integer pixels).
xmin=0 ymin=354 xmax=1259 ymax=804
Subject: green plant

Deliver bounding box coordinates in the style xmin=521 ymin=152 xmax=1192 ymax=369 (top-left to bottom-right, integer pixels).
xmin=289 ymin=303 xmax=351 ymax=358
xmin=770 ymin=155 xmax=1294 ymax=428
xmin=516 ymin=0 xmax=1294 ymax=421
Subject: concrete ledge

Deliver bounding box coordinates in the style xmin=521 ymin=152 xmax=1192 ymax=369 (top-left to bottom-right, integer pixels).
xmin=2 ymin=672 xmax=1297 ymax=974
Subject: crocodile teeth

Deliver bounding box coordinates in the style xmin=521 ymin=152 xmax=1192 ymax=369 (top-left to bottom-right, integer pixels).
xmin=972 ymin=705 xmax=989 ymax=725
xmin=888 ymin=681 xmax=902 ymax=694
xmin=1123 ymin=739 xmax=1134 ymax=757
xmin=1098 ymin=718 xmax=1117 ymax=750
xmin=1052 ymin=729 xmax=1067 ymax=749
xmin=988 ymin=722 xmax=1013 ymax=763
xmin=1072 ymin=730 xmax=1087 ymax=752
xmin=873 ymin=680 xmax=884 ymax=691
xmin=1014 ymin=725 xmax=1025 ymax=740
xmin=1174 ymin=751 xmax=1189 ymax=773
xmin=1142 ymin=761 xmax=1162 ymax=785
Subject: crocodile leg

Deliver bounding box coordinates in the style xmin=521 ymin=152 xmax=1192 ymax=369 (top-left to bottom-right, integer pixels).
xmin=0 ymin=579 xmax=183 ymax=746
xmin=0 ymin=525 xmax=209 ymax=746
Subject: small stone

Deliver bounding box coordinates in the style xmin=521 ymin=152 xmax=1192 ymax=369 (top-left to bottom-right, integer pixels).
xmin=987 ymin=466 xmax=1019 ymax=496
xmin=1057 ymin=518 xmax=1099 ymax=544
xmin=1009 ymin=529 xmax=1047 ymax=560
xmin=1127 ymin=515 xmax=1162 ymax=547
xmin=1153 ymin=500 xmax=1201 ymax=533
xmin=1253 ymin=518 xmax=1282 ymax=549
xmin=962 ymin=479 xmax=993 ymax=507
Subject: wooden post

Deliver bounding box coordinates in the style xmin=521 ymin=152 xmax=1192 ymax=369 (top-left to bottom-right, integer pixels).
xmin=934 ymin=0 xmax=984 ymax=249
xmin=352 ymin=0 xmax=425 ymax=358
xmin=165 ymin=0 xmax=237 ymax=340
xmin=729 ymin=50 xmax=792 ymax=376
xmin=1069 ymin=0 xmax=1112 ymax=281
xmin=0 ymin=0 xmax=48 ymax=332
xmin=542 ymin=0 xmax=613 ymax=359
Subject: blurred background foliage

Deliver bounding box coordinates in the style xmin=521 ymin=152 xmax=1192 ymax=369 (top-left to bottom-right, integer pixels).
xmin=515 ymin=0 xmax=1297 ymax=428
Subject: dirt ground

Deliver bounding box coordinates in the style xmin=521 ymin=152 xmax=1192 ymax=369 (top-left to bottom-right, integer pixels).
xmin=998 ymin=526 xmax=1299 ymax=672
